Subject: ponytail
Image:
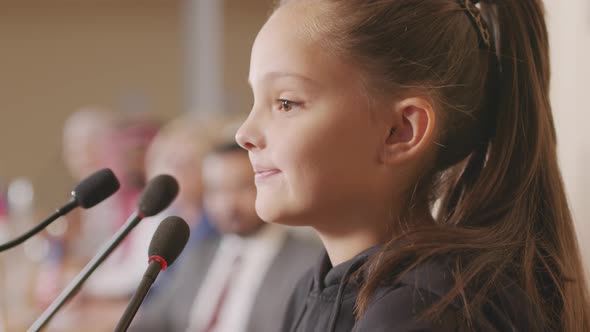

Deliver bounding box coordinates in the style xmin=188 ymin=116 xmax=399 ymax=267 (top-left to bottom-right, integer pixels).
xmin=352 ymin=0 xmax=590 ymax=329
xmin=482 ymin=1 xmax=589 ymax=329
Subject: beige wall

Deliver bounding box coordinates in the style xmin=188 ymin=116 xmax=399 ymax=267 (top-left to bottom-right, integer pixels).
xmin=0 ymin=0 xmax=273 ymax=213
xmin=0 ymin=0 xmax=185 ymax=212
xmin=546 ymin=0 xmax=590 ymax=265
xmin=223 ymin=0 xmax=272 ymax=113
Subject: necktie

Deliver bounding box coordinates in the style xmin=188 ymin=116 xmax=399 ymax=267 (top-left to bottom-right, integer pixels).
xmin=200 ymin=254 xmax=242 ymax=332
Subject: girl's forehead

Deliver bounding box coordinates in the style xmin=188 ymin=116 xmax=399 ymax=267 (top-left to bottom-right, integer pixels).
xmin=250 ymin=15 xmax=358 ymax=90
xmin=259 ymin=2 xmax=329 ymax=48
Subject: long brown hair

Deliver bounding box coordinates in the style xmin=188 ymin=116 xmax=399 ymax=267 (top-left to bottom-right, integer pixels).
xmin=276 ymin=0 xmax=589 ymax=329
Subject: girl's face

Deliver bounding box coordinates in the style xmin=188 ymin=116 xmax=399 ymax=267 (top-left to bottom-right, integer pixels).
xmin=236 ymin=3 xmax=391 ymax=230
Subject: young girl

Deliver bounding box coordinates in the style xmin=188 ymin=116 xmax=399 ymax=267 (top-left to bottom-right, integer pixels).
xmin=235 ymin=0 xmax=590 ymax=330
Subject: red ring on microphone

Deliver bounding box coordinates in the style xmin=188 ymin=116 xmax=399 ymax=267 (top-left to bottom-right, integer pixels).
xmin=148 ymin=255 xmax=168 ymax=271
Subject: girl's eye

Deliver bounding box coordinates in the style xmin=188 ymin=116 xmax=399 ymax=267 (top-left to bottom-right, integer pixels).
xmin=277 ymin=99 xmax=300 ymax=112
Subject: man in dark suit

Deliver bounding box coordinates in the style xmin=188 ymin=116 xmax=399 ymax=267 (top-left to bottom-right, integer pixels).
xmin=130 ymin=142 xmax=322 ymax=332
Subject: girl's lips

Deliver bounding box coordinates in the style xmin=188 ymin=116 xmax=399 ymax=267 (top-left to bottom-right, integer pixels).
xmin=254 ymin=169 xmax=281 ymax=181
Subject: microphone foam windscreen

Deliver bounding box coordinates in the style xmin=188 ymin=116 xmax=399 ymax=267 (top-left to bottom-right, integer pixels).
xmin=73 ymin=168 xmax=120 ymax=208
xmin=137 ymin=174 xmax=179 ymax=217
xmin=148 ymin=216 xmax=190 ymax=267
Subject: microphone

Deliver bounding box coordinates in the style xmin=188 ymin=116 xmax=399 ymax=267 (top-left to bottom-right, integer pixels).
xmin=28 ymin=174 xmax=179 ymax=332
xmin=114 ymin=216 xmax=190 ymax=332
xmin=0 ymin=168 xmax=120 ymax=252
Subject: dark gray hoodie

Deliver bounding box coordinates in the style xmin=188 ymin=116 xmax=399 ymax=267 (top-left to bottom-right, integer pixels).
xmin=281 ymin=246 xmax=540 ymax=332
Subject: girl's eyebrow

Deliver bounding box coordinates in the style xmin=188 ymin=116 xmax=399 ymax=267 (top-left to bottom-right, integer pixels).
xmin=248 ymin=71 xmax=319 ymax=87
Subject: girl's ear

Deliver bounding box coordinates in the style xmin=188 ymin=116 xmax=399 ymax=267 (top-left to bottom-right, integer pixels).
xmin=380 ymin=97 xmax=436 ymax=165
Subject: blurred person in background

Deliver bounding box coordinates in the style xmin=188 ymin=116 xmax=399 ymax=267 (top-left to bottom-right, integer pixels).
xmin=33 ymin=109 xmax=160 ymax=330
xmin=121 ymin=114 xmax=226 ymax=299
xmin=144 ymin=114 xmax=221 ymax=231
xmin=33 ymin=106 xmax=120 ymax=311
xmin=130 ymin=141 xmax=322 ymax=332
xmin=62 ymin=106 xmax=117 ymax=181
xmin=82 ymin=113 xmax=160 ymax=299
xmin=61 ymin=106 xmax=119 ymax=259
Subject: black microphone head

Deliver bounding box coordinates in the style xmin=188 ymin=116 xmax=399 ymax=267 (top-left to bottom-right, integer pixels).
xmin=137 ymin=174 xmax=179 ymax=217
xmin=148 ymin=216 xmax=190 ymax=268
xmin=72 ymin=168 xmax=120 ymax=208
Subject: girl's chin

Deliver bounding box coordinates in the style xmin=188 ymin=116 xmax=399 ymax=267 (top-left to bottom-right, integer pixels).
xmin=255 ymin=207 xmax=308 ymax=227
